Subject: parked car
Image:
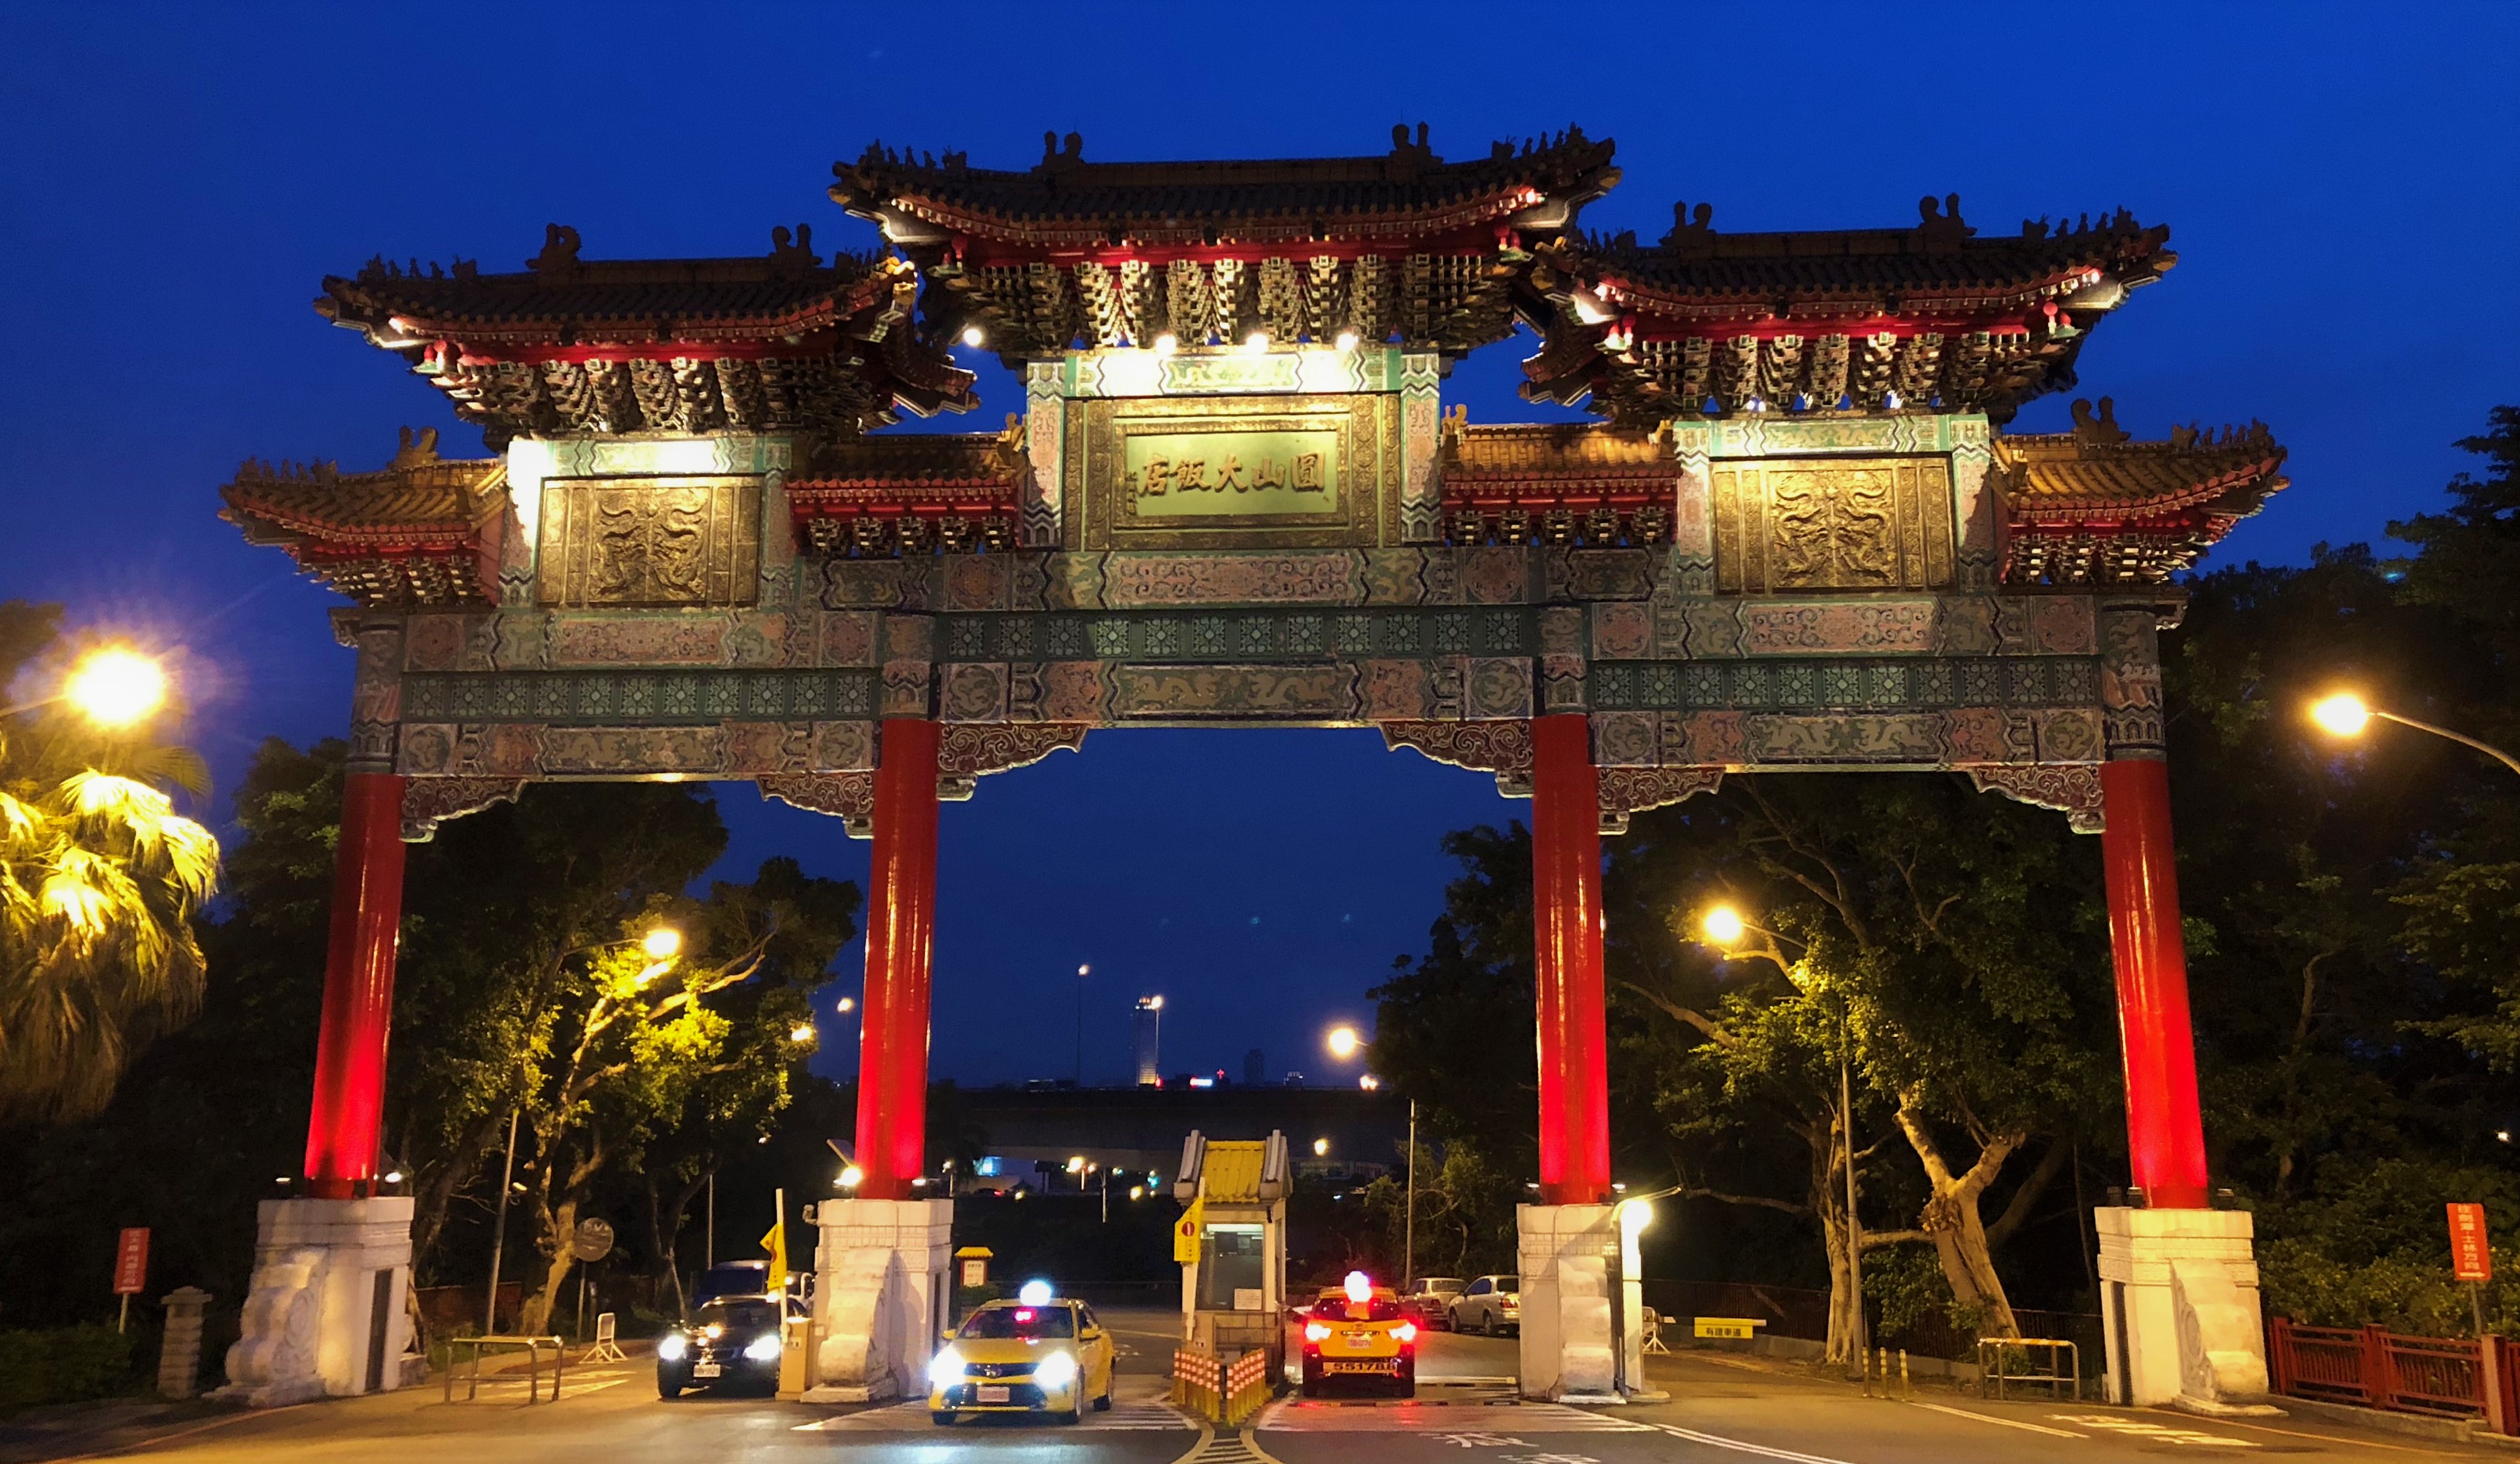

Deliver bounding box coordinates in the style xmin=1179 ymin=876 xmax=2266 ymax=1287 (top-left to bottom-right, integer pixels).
xmin=657 ymin=1295 xmax=784 ymax=1397
xmin=1449 ymin=1274 xmax=1521 ymax=1336
xmin=1402 ymin=1277 xmax=1465 ymax=1330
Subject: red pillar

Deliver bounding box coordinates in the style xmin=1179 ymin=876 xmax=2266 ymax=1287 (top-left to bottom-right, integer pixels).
xmin=854 ymin=718 xmax=941 ymax=1200
xmin=303 ymin=772 xmax=409 ymax=1199
xmin=1530 ymin=714 xmax=1611 ymax=1206
xmin=2099 ymin=758 xmax=2211 ymax=1210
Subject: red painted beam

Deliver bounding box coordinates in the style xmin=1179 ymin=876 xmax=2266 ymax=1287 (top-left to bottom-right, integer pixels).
xmin=2099 ymin=758 xmax=2211 ymax=1210
xmin=303 ymin=772 xmax=409 ymax=1199
xmin=854 ymin=719 xmax=941 ymax=1200
xmin=1530 ymin=714 xmax=1612 ymax=1206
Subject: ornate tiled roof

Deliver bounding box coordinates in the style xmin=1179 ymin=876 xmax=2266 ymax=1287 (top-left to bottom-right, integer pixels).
xmin=316 ymin=226 xmax=976 ymax=446
xmin=1520 ymin=198 xmax=2176 ymax=426
xmin=786 ymin=423 xmax=1030 ymax=556
xmin=833 ymin=126 xmax=1618 ymax=254
xmin=1994 ymin=400 xmax=2288 ymax=585
xmin=1436 ymin=413 xmax=1673 ymax=549
xmin=220 ymin=429 xmax=504 ymax=605
xmin=834 ymin=128 xmax=1618 ymax=362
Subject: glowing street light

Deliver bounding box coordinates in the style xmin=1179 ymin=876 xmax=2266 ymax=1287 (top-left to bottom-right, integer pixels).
xmin=62 ymin=647 xmax=167 ymax=728
xmin=789 ymin=1023 xmax=818 ymax=1043
xmin=960 ymin=324 xmax=986 ymax=348
xmin=2308 ymin=690 xmax=2520 ymax=777
xmin=1358 ymin=1074 xmax=1381 ymax=1091
xmin=1313 ymin=1137 xmax=1330 ymax=1157
xmin=835 ymin=996 xmax=856 ymax=1014
xmin=837 ymin=1165 xmax=864 ymax=1190
xmin=1700 ymin=905 xmax=1747 ymax=947
xmin=641 ymin=927 xmax=682 ymax=959
xmin=1325 ymin=1025 xmax=1363 ymax=1061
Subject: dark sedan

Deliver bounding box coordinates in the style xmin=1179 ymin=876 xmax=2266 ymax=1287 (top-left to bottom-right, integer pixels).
xmin=657 ymin=1296 xmax=784 ymax=1397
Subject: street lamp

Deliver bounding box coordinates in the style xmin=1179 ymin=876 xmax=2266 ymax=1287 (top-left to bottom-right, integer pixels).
xmin=1325 ymin=1025 xmax=1363 ymax=1061
xmin=641 ymin=927 xmax=682 ymax=959
xmin=62 ymin=647 xmax=167 ymax=728
xmin=2308 ymin=691 xmax=2520 ymax=777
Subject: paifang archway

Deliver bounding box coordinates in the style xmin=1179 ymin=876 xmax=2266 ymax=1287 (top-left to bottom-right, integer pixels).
xmin=220 ymin=127 xmax=2288 ymax=1410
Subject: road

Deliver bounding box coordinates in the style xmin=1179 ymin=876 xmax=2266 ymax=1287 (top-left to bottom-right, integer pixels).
xmin=5 ymin=1311 xmax=2496 ymax=1463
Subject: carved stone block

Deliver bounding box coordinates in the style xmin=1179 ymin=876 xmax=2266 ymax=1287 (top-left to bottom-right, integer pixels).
xmin=1712 ymin=457 xmax=1955 ymax=594
xmin=535 ymin=477 xmax=760 ymax=608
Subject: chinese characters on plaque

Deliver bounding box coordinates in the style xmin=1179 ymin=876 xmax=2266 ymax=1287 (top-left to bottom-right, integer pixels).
xmin=1135 ymin=450 xmax=1326 ymax=499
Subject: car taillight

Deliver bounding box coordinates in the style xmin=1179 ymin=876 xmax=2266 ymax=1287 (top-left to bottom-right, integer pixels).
xmin=1304 ymin=1321 xmax=1331 ymax=1342
xmin=1394 ymin=1321 xmax=1417 ymax=1344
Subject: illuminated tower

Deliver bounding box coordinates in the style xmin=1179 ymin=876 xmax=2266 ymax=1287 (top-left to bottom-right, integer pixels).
xmin=1134 ymin=996 xmax=1164 ymax=1087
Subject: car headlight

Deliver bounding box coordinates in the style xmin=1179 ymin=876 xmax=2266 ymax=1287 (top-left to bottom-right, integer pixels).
xmin=743 ymin=1333 xmax=782 ymax=1363
xmin=1033 ymin=1350 xmax=1079 ymax=1387
xmin=927 ymin=1347 xmax=966 ymax=1387
xmin=656 ymin=1333 xmax=688 ymax=1361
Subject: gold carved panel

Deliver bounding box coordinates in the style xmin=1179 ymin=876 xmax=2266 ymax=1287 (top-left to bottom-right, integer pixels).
xmin=535 ymin=477 xmax=761 ymax=608
xmin=1077 ymin=393 xmax=1398 ymax=550
xmin=1711 ymin=457 xmax=1956 ymax=593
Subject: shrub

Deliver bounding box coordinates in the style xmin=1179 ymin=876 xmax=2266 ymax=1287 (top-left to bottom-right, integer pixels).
xmin=0 ymin=1324 xmax=140 ymax=1412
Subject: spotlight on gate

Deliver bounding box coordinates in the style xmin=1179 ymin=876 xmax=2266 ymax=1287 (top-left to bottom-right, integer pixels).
xmin=837 ymin=1165 xmax=864 ymax=1190
xmin=960 ymin=324 xmax=986 ymax=349
xmin=1700 ymin=905 xmax=1747 ymax=947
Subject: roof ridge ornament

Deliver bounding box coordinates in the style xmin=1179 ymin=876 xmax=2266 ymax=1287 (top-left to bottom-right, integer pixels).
xmin=528 ymin=223 xmax=582 ymax=277
xmin=388 ymin=426 xmax=441 ymax=469
xmin=1915 ymin=193 xmax=1974 ymax=252
xmin=2070 ymin=396 xmax=2130 ymax=447
xmin=1662 ymin=201 xmax=1715 ymax=252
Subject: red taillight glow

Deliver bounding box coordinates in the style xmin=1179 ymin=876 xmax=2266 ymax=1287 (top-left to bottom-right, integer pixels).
xmin=1303 ymin=1321 xmax=1331 ymax=1342
xmin=1394 ymin=1321 xmax=1418 ymax=1344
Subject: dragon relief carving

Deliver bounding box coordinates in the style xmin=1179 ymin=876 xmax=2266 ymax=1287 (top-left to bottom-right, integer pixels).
xmin=1772 ymin=469 xmax=1897 ymax=587
xmin=593 ymin=488 xmax=713 ymax=602
xmin=1966 ymin=764 xmax=2106 ymax=834
xmin=1597 ymin=766 xmax=1724 ymax=834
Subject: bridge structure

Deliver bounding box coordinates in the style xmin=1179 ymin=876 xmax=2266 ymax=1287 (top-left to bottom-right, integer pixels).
xmin=219 ymin=124 xmax=2287 ymax=1411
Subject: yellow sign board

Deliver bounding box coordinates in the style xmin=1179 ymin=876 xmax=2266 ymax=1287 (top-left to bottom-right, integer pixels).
xmin=1123 ymin=427 xmax=1342 ymax=520
xmin=1694 ymin=1317 xmax=1768 ymax=1340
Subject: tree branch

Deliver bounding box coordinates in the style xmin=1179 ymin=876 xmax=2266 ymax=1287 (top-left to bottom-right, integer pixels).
xmin=1985 ymin=1137 xmax=2071 ymax=1250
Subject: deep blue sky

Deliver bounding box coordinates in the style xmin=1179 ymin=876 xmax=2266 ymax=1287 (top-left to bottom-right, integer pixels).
xmin=3 ymin=5 xmax=2513 ymax=1089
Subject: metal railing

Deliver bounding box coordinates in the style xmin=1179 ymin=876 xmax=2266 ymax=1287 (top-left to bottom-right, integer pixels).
xmin=1977 ymin=1337 xmax=2079 ymax=1401
xmin=443 ymin=1335 xmax=567 ymax=1403
xmin=2268 ymin=1316 xmax=2485 ymax=1418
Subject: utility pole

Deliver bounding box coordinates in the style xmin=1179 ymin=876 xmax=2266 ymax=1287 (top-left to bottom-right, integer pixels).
xmin=484 ymin=1106 xmax=520 ymax=1335
xmin=1841 ymin=991 xmax=1866 ymax=1372
xmin=1404 ymin=1098 xmax=1418 ymax=1287
xmin=1075 ymin=963 xmax=1090 ymax=1085
xmin=705 ymin=1171 xmax=715 ymax=1267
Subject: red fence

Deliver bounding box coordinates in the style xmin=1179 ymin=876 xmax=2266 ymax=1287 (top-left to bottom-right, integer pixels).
xmin=2267 ymin=1316 xmax=2511 ymax=1429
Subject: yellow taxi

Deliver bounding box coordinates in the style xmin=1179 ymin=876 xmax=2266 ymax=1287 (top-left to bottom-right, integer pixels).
xmin=1300 ymin=1270 xmax=1417 ymax=1396
xmin=926 ymin=1282 xmax=1115 ymax=1425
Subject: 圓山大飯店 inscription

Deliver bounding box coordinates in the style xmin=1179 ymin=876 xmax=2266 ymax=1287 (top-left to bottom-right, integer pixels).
xmin=1124 ymin=426 xmax=1341 ymax=520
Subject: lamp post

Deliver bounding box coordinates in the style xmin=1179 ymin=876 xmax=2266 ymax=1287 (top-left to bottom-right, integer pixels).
xmin=1699 ymin=904 xmax=1866 ymax=1370
xmin=2310 ymin=692 xmax=2520 ymax=777
xmin=1 ymin=645 xmax=172 ymax=726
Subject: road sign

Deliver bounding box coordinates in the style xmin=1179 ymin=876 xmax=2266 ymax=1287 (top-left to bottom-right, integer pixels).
xmin=113 ymin=1228 xmax=150 ymax=1296
xmin=955 ymin=1246 xmax=992 ymax=1288
xmin=1694 ymin=1316 xmax=1768 ymax=1340
xmin=571 ymin=1217 xmax=614 ymax=1263
xmin=2451 ymin=1203 xmax=2493 ymax=1283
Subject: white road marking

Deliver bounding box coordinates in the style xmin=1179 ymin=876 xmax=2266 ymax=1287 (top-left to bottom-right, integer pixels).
xmin=1641 ymin=1422 xmax=1861 ymax=1464
xmin=1258 ymin=1400 xmax=1648 ymax=1433
xmin=2048 ymin=1412 xmax=2260 ymax=1448
xmin=796 ymin=1400 xmax=1191 ymax=1431
xmin=1907 ymin=1400 xmax=2087 ymax=1437
xmin=1432 ymin=1434 xmax=1532 ymax=1448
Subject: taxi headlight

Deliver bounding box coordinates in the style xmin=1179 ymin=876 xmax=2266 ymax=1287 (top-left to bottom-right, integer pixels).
xmin=928 ymin=1348 xmax=966 ymax=1387
xmin=657 ymin=1333 xmax=688 ymax=1362
xmin=743 ymin=1333 xmax=782 ymax=1363
xmin=1033 ymin=1350 xmax=1079 ymax=1388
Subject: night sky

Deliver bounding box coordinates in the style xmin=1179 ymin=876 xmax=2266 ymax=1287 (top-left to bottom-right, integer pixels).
xmin=4 ymin=5 xmax=2513 ymax=1090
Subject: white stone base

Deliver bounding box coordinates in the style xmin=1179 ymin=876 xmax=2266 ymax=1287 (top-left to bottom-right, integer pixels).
xmin=801 ymin=1197 xmax=952 ymax=1404
xmin=213 ymin=1197 xmax=414 ymax=1407
xmin=2096 ymin=1206 xmax=2272 ymax=1411
xmin=1517 ymin=1204 xmax=1625 ymax=1401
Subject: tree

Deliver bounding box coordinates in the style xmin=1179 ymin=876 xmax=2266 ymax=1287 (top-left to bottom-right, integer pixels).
xmin=0 ymin=602 xmax=220 ymax=1123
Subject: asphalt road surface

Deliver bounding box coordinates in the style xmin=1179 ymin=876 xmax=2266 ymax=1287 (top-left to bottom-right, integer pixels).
xmin=8 ymin=1311 xmax=2498 ymax=1463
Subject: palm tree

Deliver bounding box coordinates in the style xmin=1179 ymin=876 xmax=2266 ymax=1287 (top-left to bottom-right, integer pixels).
xmin=0 ymin=608 xmax=220 ymax=1123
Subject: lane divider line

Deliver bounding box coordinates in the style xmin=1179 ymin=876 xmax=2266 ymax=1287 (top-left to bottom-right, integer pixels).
xmin=1643 ymin=1421 xmax=1863 ymax=1464
xmin=1907 ymin=1400 xmax=2086 ymax=1438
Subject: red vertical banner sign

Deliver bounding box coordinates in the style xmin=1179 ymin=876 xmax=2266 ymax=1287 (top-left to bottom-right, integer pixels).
xmin=2451 ymin=1203 xmax=2493 ymax=1283
xmin=112 ymin=1228 xmax=150 ymax=1295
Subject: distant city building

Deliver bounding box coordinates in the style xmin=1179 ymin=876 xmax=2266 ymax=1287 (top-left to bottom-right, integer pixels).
xmin=1133 ymin=996 xmax=1164 ymax=1086
xmin=1243 ymin=1048 xmax=1265 ymax=1085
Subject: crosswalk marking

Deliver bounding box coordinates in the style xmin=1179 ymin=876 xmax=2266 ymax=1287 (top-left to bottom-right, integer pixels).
xmin=796 ymin=1400 xmax=1192 ymax=1432
xmin=1257 ymin=1400 xmax=1649 ymax=1433
xmin=2048 ymin=1413 xmax=2261 ymax=1448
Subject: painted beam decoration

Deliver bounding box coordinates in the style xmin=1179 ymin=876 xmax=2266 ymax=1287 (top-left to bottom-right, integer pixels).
xmin=220 ymin=127 xmax=2288 ymax=842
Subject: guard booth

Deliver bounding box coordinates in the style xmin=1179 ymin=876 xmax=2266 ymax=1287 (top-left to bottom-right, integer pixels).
xmin=1173 ymin=1131 xmax=1289 ymax=1373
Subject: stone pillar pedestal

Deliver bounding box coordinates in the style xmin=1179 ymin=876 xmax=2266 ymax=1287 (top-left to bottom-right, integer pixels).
xmin=1517 ymin=1203 xmax=1619 ymax=1401
xmin=214 ymin=1197 xmax=414 ymax=1407
xmin=2096 ymin=1206 xmax=2275 ymax=1413
xmin=803 ymin=1197 xmax=953 ymax=1403
xmin=158 ymin=1287 xmax=212 ymax=1399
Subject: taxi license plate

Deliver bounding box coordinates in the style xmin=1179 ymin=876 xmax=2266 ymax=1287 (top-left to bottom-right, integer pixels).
xmin=976 ymin=1384 xmax=1011 ymax=1403
xmin=692 ymin=1362 xmax=720 ymax=1378
xmin=1326 ymin=1360 xmax=1393 ymax=1374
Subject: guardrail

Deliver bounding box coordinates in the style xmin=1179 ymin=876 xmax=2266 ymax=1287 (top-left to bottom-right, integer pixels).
xmin=2267 ymin=1317 xmax=2500 ymax=1423
xmin=443 ymin=1335 xmax=567 ymax=1403
xmin=1977 ymin=1338 xmax=2079 ymax=1401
